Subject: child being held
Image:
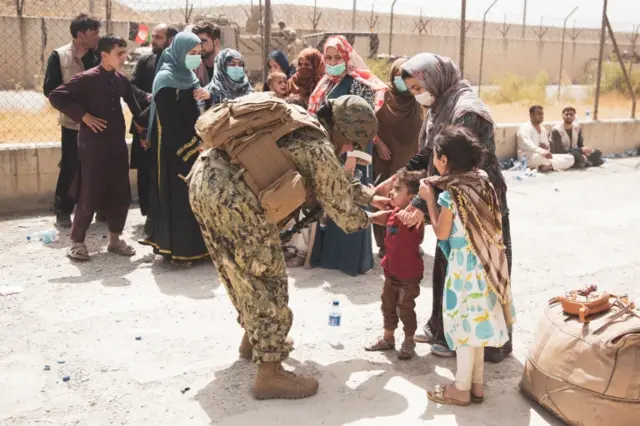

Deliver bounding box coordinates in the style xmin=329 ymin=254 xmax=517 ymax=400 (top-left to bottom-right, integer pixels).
xmin=365 ymin=168 xmax=425 ymax=360
xmin=267 ymin=71 xmax=288 ymax=99
xmin=419 ymin=125 xmax=515 ymax=406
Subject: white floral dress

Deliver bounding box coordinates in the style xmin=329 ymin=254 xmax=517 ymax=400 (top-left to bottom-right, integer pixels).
xmin=437 ymin=191 xmax=513 ymax=351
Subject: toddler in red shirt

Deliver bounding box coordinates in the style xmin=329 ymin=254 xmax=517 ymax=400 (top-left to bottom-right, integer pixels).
xmin=365 ymin=168 xmax=425 ymax=360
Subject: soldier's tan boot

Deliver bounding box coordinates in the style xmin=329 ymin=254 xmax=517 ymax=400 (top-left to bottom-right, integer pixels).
xmin=252 ymin=362 xmax=319 ymax=400
xmin=238 ymin=333 xmax=295 ymax=361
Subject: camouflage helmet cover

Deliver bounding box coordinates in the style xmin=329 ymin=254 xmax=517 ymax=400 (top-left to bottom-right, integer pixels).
xmin=328 ymin=95 xmax=378 ymax=150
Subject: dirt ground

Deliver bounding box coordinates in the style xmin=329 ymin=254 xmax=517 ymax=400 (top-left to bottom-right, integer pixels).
xmin=1 ymin=158 xmax=639 ymax=425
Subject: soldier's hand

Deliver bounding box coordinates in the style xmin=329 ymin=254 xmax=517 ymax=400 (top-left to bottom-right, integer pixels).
xmin=371 ymin=210 xmax=393 ymax=226
xmin=371 ymin=195 xmax=392 ymax=211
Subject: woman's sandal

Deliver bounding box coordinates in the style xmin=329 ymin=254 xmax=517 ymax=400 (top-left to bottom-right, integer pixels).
xmin=414 ymin=328 xmax=434 ymax=344
xmin=471 ymin=393 xmax=484 ymax=404
xmin=364 ymin=337 xmax=395 ymax=352
xmin=427 ymin=384 xmax=471 ymax=407
xmin=107 ymin=241 xmax=136 ymax=257
xmin=67 ymin=243 xmax=90 ymax=261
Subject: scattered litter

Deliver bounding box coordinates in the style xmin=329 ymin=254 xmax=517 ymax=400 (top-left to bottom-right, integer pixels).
xmin=0 ymin=285 xmax=24 ymax=296
xmin=500 ymin=158 xmax=516 ymax=170
xmin=555 ymin=188 xmax=560 ymax=192
xmin=62 ymin=376 xmax=70 ymax=382
xmin=603 ymin=148 xmax=640 ymax=159
xmin=34 ymin=420 xmax=57 ymax=424
xmin=57 ymin=360 xmax=65 ymax=364
xmin=181 ymin=387 xmax=191 ymax=394
xmin=135 ymin=336 xmax=142 ymax=341
xmin=43 ymin=365 xmax=51 ymax=371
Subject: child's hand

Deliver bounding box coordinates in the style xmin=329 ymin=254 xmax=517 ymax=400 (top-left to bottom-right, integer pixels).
xmin=419 ymin=178 xmax=434 ymax=200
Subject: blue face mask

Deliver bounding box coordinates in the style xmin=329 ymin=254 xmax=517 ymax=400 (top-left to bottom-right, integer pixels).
xmin=394 ymin=76 xmax=408 ymax=92
xmin=326 ymin=62 xmax=346 ymax=76
xmin=226 ymin=65 xmax=245 ymax=82
xmin=184 ymin=54 xmax=201 ymax=70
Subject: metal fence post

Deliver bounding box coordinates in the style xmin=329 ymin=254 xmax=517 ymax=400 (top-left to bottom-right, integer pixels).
xmin=459 ymin=0 xmax=467 ymax=77
xmin=593 ymin=0 xmax=608 ymax=121
xmin=389 ymin=0 xmax=397 ymax=56
xmin=557 ymin=7 xmax=578 ymax=101
xmin=605 ymin=15 xmax=636 ymax=118
xmin=263 ymin=0 xmax=271 ymax=84
xmin=478 ymin=0 xmax=498 ymax=97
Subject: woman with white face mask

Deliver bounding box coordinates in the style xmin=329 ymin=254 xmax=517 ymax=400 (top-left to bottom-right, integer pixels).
xmin=204 ymin=48 xmax=254 ymax=105
xmin=375 ymin=53 xmax=513 ymax=363
xmin=371 ymin=57 xmax=425 ymax=258
xmin=307 ymin=35 xmax=387 ymax=277
xmin=142 ymin=31 xmax=209 ymax=268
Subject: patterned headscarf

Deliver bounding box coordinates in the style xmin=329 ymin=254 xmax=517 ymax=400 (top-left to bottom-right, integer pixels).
xmin=308 ymin=35 xmax=387 ymax=113
xmin=206 ymin=48 xmax=254 ymax=100
xmin=288 ymin=48 xmax=325 ymax=102
xmin=402 ymin=53 xmax=494 ymax=150
xmin=427 ymin=169 xmax=514 ymax=326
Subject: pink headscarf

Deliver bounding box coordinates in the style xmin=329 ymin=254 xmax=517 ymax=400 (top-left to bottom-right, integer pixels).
xmin=307 ymin=35 xmax=387 ymax=113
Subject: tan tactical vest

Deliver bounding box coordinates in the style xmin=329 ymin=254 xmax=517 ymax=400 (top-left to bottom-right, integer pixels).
xmin=195 ymin=92 xmax=328 ymax=225
xmin=54 ymin=43 xmax=86 ymax=130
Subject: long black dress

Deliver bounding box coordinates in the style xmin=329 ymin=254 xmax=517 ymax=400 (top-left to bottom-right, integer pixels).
xmin=141 ymin=87 xmax=209 ymax=262
xmin=408 ymin=112 xmax=513 ymax=363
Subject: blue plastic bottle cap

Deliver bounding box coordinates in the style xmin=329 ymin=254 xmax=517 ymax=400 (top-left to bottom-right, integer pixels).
xmin=332 ymin=300 xmax=339 ymax=306
xmin=62 ymin=376 xmax=70 ymax=382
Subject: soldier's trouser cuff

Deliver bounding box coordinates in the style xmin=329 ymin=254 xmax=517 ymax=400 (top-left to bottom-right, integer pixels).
xmin=252 ymin=340 xmax=294 ymax=364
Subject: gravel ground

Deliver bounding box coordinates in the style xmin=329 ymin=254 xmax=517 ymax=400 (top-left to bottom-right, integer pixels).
xmin=1 ymin=158 xmax=639 ymax=426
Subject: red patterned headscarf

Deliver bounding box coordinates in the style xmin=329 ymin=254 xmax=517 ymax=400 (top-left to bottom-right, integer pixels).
xmin=308 ymin=35 xmax=387 ymax=113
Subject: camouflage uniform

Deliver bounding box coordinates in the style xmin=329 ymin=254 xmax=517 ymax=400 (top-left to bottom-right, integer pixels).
xmin=188 ymin=96 xmax=377 ymax=364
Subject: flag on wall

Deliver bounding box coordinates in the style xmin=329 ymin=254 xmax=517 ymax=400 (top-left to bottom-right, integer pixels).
xmin=128 ymin=22 xmax=151 ymax=44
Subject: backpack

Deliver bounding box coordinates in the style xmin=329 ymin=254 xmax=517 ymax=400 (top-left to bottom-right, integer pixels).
xmin=195 ymin=92 xmax=328 ymax=224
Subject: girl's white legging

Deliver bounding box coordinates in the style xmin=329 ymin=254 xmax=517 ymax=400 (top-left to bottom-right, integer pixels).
xmin=455 ymin=347 xmax=485 ymax=391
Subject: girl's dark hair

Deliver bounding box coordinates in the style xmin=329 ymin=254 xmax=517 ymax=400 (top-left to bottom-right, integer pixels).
xmin=433 ymin=126 xmax=486 ymax=173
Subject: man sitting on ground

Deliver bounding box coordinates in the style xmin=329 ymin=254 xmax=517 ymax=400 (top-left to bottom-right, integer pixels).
xmin=549 ymin=106 xmax=604 ymax=169
xmin=517 ymin=105 xmax=574 ymax=172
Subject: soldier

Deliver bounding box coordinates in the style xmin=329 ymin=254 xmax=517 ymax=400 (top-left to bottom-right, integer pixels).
xmin=188 ymin=95 xmax=391 ymax=400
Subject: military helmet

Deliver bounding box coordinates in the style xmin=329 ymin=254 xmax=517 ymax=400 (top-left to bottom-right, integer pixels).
xmin=328 ymin=95 xmax=378 ymax=150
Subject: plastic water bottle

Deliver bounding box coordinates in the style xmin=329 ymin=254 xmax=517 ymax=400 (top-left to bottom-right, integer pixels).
xmin=27 ymin=229 xmax=57 ymax=244
xmin=328 ymin=300 xmax=341 ymax=346
xmin=522 ymin=153 xmax=528 ymax=170
xmin=585 ymin=108 xmax=592 ymax=121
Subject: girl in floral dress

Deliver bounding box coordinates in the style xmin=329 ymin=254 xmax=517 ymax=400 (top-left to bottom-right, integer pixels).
xmin=419 ymin=126 xmax=515 ymax=406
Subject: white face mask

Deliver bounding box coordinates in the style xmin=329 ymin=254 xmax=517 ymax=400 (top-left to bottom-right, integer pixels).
xmin=415 ymin=91 xmax=435 ymax=107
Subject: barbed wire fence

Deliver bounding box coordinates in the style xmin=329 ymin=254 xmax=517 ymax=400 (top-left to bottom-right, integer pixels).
xmin=0 ymin=0 xmax=638 ymax=144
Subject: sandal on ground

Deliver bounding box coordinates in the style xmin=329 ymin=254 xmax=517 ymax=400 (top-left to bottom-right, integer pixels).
xmin=430 ymin=343 xmax=455 ymax=357
xmin=414 ymin=330 xmax=434 ymax=344
xmin=397 ymin=340 xmax=416 ymax=360
xmin=67 ymin=242 xmax=90 ymax=261
xmin=427 ymin=384 xmax=471 ymax=407
xmin=364 ymin=337 xmax=395 ymax=352
xmin=107 ymin=241 xmax=136 ymax=257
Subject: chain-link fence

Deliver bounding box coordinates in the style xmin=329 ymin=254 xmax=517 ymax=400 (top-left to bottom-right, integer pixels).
xmin=1 ymin=0 xmax=638 ymax=143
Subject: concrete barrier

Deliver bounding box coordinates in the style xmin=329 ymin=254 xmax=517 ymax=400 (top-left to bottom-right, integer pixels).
xmin=0 ymin=142 xmax=138 ymax=215
xmin=1 ymin=119 xmax=639 ymax=215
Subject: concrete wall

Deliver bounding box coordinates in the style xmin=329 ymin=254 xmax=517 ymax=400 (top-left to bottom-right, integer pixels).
xmin=2 ymin=119 xmax=639 ymax=215
xmin=0 ymin=142 xmax=138 ymax=215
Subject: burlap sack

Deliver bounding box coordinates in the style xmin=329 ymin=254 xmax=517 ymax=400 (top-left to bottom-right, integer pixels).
xmin=520 ymin=297 xmax=640 ymax=426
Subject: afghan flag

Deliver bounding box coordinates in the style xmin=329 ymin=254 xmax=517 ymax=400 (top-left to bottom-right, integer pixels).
xmin=128 ymin=22 xmax=150 ymax=44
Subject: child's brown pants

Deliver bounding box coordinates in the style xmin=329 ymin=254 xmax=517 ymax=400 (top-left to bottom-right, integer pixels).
xmin=381 ymin=273 xmax=422 ymax=336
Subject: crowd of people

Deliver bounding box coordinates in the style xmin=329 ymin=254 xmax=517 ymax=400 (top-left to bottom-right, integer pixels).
xmin=42 ymin=12 xmax=598 ymax=404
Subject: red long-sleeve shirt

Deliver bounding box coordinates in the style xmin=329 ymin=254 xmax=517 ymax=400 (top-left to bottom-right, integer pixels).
xmin=381 ymin=208 xmax=424 ymax=281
